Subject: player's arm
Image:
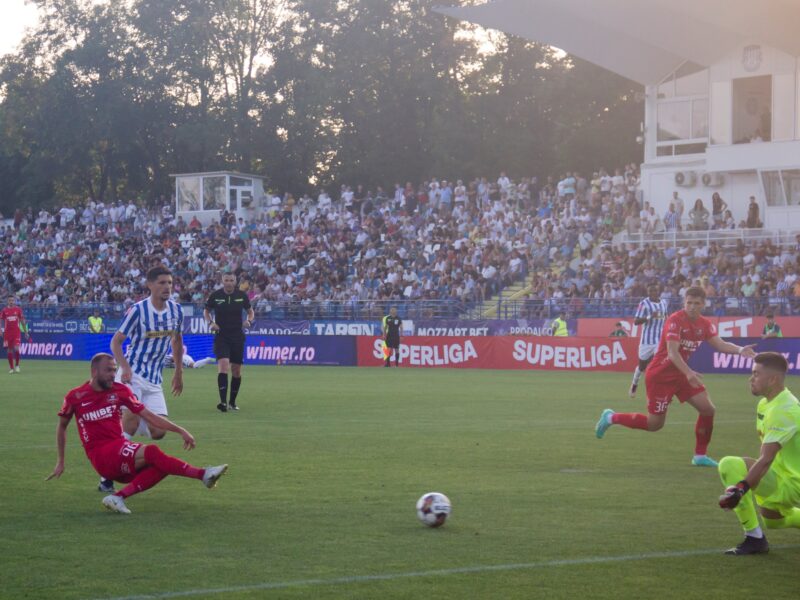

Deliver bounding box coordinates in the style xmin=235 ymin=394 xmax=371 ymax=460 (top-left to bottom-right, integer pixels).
xmin=111 ymin=331 xmax=132 ymax=383
xmin=719 ymin=442 xmax=781 ymax=509
xmin=45 ymin=415 xmax=72 ymax=481
xmin=666 ymin=339 xmax=704 ymax=387
xmin=707 ymin=335 xmax=756 ymax=358
xmin=244 ymin=307 xmax=255 ymax=328
xmin=138 ymin=407 xmax=195 ymax=450
xmin=170 ymin=331 xmax=184 ymax=397
xmin=203 ymin=307 xmax=220 ymax=332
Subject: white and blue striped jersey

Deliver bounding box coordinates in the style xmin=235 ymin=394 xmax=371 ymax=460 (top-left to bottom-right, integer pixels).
xmin=117 ymin=298 xmax=184 ymax=385
xmin=635 ymin=297 xmax=669 ymax=347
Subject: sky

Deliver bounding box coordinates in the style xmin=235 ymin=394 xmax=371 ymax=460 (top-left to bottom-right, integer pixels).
xmin=0 ymin=0 xmax=39 ymax=57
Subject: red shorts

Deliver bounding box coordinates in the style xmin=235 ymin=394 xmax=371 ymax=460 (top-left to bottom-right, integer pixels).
xmin=645 ymin=368 xmax=706 ymax=415
xmin=3 ymin=333 xmax=20 ymax=348
xmin=88 ymin=439 xmax=142 ymax=483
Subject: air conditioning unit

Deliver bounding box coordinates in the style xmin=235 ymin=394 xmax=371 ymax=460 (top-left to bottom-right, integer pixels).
xmin=701 ymin=172 xmax=725 ymax=187
xmin=674 ymin=171 xmax=697 ymax=187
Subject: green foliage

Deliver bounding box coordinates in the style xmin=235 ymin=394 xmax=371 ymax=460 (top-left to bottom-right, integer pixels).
xmin=0 ymin=0 xmax=641 ymax=207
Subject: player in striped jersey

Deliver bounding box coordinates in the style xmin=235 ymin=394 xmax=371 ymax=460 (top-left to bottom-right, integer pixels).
xmin=629 ymin=285 xmax=669 ymax=397
xmin=111 ymin=265 xmax=184 ymax=440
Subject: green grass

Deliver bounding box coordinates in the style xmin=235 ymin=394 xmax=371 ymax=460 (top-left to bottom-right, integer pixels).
xmin=1 ymin=361 xmax=799 ymax=599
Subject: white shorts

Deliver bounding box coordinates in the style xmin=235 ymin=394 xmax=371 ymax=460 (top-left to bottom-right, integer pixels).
xmin=638 ymin=344 xmax=657 ymax=361
xmin=116 ymin=371 xmax=168 ymax=416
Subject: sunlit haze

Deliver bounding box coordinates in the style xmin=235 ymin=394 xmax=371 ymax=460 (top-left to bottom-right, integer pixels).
xmin=0 ymin=0 xmax=39 ymax=56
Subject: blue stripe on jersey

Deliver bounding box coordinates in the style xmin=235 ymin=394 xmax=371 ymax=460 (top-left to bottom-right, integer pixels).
xmin=635 ymin=298 xmax=669 ymax=346
xmin=118 ymin=298 xmax=184 ymax=385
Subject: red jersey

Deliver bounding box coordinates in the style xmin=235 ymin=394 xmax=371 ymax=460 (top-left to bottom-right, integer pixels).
xmin=58 ymin=382 xmax=144 ymax=454
xmin=1 ymin=306 xmax=24 ymax=336
xmin=648 ymin=310 xmax=717 ymax=376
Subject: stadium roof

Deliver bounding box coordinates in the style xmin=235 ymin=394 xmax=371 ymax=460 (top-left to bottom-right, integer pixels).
xmin=436 ymin=0 xmax=800 ymax=85
xmin=169 ymin=171 xmax=265 ymax=179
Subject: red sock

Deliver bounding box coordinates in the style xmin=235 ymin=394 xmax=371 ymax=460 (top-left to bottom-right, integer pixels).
xmin=695 ymin=414 xmax=714 ymax=455
xmin=117 ymin=466 xmax=167 ymax=499
xmin=143 ymin=444 xmax=204 ymax=479
xmin=14 ymin=351 xmax=20 ymax=367
xmin=610 ymin=412 xmax=649 ymax=430
xmin=7 ymin=354 xmax=12 ymax=369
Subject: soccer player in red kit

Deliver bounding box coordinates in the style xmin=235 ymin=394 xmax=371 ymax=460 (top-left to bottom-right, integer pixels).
xmin=1 ymin=295 xmax=28 ymax=373
xmin=595 ymin=287 xmax=757 ymax=466
xmin=46 ymin=353 xmax=228 ymax=514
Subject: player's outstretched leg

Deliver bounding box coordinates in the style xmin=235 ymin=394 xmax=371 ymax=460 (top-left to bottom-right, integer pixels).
xmin=718 ymin=456 xmax=768 ymax=555
xmin=595 ymin=409 xmax=650 ymax=439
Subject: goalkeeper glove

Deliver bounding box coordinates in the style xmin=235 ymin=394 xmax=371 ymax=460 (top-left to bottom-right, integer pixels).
xmin=719 ymin=480 xmax=750 ymax=510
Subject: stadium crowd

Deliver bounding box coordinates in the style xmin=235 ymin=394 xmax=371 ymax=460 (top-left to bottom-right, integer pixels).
xmin=1 ymin=166 xmax=797 ymax=318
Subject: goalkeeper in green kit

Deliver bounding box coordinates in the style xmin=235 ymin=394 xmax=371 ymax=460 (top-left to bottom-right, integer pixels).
xmin=718 ymin=352 xmax=800 ymax=555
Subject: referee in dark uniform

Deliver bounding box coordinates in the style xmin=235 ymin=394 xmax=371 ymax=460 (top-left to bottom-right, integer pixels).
xmin=382 ymin=306 xmax=402 ymax=367
xmin=204 ymin=273 xmax=255 ymax=412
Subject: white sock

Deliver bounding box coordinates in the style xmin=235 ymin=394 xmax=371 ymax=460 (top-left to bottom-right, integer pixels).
xmin=632 ymin=366 xmax=641 ymax=386
xmin=746 ymin=526 xmax=764 ymax=539
xmin=193 ymin=357 xmax=214 ymax=369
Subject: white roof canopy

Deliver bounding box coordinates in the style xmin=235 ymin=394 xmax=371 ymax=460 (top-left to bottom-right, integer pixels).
xmin=437 ymin=0 xmax=800 ymax=85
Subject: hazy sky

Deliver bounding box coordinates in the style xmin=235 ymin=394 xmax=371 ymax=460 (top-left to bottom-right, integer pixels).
xmin=0 ymin=0 xmax=40 ymax=57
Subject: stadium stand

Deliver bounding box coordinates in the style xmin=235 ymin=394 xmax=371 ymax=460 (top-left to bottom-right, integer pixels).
xmin=2 ymin=167 xmax=799 ymax=321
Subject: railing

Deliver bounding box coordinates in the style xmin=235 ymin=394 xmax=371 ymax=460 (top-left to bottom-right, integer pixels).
xmin=17 ymin=296 xmax=799 ymax=322
xmin=616 ymin=228 xmax=800 ymax=248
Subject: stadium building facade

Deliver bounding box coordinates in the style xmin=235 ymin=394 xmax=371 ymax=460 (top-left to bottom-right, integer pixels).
xmin=439 ymin=0 xmax=800 ymax=228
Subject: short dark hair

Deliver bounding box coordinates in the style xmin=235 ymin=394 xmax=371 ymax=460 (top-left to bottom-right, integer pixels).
xmin=146 ymin=265 xmax=172 ymax=282
xmin=90 ymin=352 xmax=114 ymax=370
xmin=685 ymin=286 xmax=706 ymax=299
xmin=754 ymin=352 xmax=788 ymax=374
xmin=766 ymin=312 xmax=775 ymax=319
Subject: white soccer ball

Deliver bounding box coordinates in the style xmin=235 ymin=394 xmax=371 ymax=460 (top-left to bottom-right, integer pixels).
xmin=416 ymin=492 xmax=451 ymax=528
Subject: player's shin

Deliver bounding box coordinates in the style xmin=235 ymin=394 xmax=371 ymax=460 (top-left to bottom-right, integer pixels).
xmin=117 ymin=466 xmax=167 ymax=499
xmin=719 ymin=456 xmax=761 ymax=533
xmin=217 ymin=373 xmax=228 ymax=404
xmin=694 ymin=414 xmax=714 ymax=456
xmin=230 ymin=376 xmax=241 ymax=405
xmin=610 ymin=413 xmax=649 ymax=430
xmin=143 ymin=444 xmax=204 ymax=479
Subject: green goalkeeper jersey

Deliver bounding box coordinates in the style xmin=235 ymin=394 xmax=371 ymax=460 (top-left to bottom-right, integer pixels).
xmin=757 ymin=388 xmax=800 ymax=482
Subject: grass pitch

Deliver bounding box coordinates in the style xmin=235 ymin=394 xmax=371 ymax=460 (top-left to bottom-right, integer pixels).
xmin=1 ymin=361 xmax=799 ymax=599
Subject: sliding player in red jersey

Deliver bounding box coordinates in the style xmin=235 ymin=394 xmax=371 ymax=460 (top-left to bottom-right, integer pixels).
xmin=46 ymin=353 xmax=228 ymax=514
xmin=595 ymin=287 xmax=757 ymax=466
xmin=1 ymin=295 xmax=28 ymax=373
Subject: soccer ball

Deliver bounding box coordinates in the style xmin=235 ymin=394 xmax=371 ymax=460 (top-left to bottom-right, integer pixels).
xmin=416 ymin=492 xmax=451 ymax=528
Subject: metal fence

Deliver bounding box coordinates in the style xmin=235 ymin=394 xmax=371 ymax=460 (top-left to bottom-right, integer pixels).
xmin=616 ymin=228 xmax=800 ymax=248
xmin=17 ymin=296 xmax=799 ymax=322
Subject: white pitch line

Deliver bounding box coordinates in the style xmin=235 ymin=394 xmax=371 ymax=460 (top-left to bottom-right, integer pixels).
xmin=91 ymin=544 xmax=800 ymax=600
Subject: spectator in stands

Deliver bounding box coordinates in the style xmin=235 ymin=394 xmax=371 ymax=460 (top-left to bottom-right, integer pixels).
xmin=689 ymin=199 xmax=710 ymax=230
xmin=711 ymin=192 xmax=728 ymax=228
xmin=746 ymin=196 xmax=763 ymax=228
xmin=664 ymin=203 xmax=679 ymax=232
